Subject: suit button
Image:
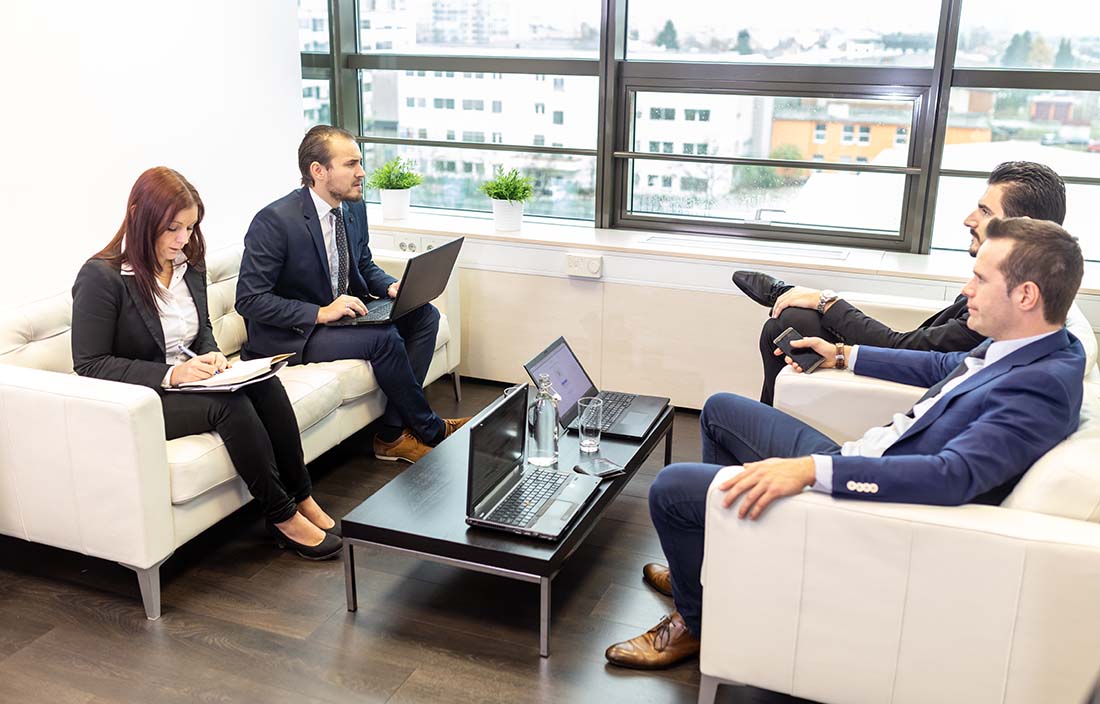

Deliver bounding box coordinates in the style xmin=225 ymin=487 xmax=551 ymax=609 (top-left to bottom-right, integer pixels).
xmin=858 ymin=483 xmax=868 ymax=492
xmin=870 ymin=483 xmax=879 ymax=493
xmin=846 ymin=481 xmax=856 ymax=491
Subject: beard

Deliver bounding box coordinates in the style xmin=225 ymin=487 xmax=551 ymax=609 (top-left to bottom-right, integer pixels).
xmin=328 ymin=182 xmax=363 ymax=203
xmin=967 ymin=230 xmax=980 ymax=257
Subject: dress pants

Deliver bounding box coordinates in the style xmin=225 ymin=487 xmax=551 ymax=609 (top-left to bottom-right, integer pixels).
xmin=161 ymin=376 xmax=310 ymax=523
xmin=301 ymin=302 xmax=444 ymax=443
xmin=649 ymin=392 xmax=840 ymax=635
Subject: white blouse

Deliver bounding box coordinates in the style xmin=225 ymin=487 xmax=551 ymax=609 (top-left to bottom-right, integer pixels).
xmin=121 ymin=250 xmax=199 ymax=385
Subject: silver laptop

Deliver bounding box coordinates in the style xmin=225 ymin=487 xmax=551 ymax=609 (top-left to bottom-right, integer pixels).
xmin=326 ymin=237 xmax=463 ymax=326
xmin=465 ymin=384 xmax=601 ymax=541
xmin=524 ymin=336 xmax=670 ymax=439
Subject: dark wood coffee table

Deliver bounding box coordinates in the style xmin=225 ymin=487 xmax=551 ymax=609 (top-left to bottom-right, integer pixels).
xmin=341 ymin=401 xmax=674 ymax=657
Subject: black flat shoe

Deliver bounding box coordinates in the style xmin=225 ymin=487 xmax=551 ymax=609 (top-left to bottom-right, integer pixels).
xmin=266 ymin=521 xmax=342 ymax=560
xmin=322 ymin=521 xmax=341 ymax=538
xmin=732 ymin=270 xmax=794 ymax=309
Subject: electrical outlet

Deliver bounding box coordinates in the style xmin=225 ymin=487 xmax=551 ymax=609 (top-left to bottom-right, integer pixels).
xmin=565 ymin=253 xmax=602 ymax=278
xmin=395 ymin=234 xmax=421 ymax=253
xmin=422 ymin=235 xmax=453 ymax=252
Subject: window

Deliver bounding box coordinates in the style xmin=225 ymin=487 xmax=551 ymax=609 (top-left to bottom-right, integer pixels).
xmin=492 ymin=132 xmax=503 ymax=144
xmin=462 ymin=99 xmax=485 ymax=111
xmin=650 ymin=107 xmax=662 ymax=120
xmin=446 ymin=130 xmax=455 ymax=140
xmin=492 ymin=100 xmax=502 ymax=113
xmin=814 ymin=123 xmax=827 ymax=143
xmin=418 ymin=128 xmax=428 ymax=139
xmin=553 ymin=78 xmax=564 ymax=91
xmin=446 ymin=71 xmax=455 ymax=77
xmin=895 ymin=127 xmax=908 ymax=146
xmin=697 ymin=110 xmax=709 ymax=121
xmin=661 ymin=176 xmax=673 ymax=188
xmin=463 ymin=162 xmax=474 ymax=173
xmin=649 ymin=141 xmax=659 ymax=153
xmin=696 ymin=143 xmax=708 ymax=155
xmin=647 ymin=175 xmax=658 ymax=186
xmin=842 ymin=125 xmax=855 ymax=144
xmin=858 ymin=125 xmax=871 ymax=145
xmin=553 ymin=111 xmax=564 ymax=125
xmin=433 ymin=98 xmax=444 ymax=109
xmin=534 ymin=135 xmax=545 ymax=146
xmin=406 ymin=97 xmax=415 ymax=107
xmin=662 ymin=142 xmax=673 ymax=153
xmin=683 ymin=143 xmax=694 ymax=155
xmin=856 ymin=156 xmax=868 ymax=163
xmin=535 ymin=103 xmax=545 ymax=114
xmin=417 ymin=98 xmax=425 ymax=107
xmin=812 ymin=154 xmax=824 ymax=161
xmin=685 ymin=109 xmax=696 ymax=121
xmin=461 ymin=131 xmax=485 ymax=142
xmin=681 ymin=177 xmax=708 ymax=192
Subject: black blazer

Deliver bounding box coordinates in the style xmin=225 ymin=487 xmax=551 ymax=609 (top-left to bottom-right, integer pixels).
xmin=71 ymin=259 xmax=219 ymax=391
xmin=820 ymin=293 xmax=986 ymax=352
xmin=234 ymin=187 xmax=397 ymax=361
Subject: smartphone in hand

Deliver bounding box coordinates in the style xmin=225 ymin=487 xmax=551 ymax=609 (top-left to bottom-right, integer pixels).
xmin=773 ymin=326 xmax=826 ymax=374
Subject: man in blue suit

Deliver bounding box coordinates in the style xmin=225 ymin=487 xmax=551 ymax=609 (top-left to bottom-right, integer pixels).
xmin=236 ymin=125 xmax=466 ymax=463
xmin=605 ymin=217 xmax=1087 ymax=669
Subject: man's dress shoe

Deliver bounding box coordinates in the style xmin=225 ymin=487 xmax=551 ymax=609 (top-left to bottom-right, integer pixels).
xmin=732 ymin=270 xmax=794 ymax=309
xmin=605 ymin=611 xmax=700 ymax=669
xmin=643 ymin=563 xmax=673 ymax=597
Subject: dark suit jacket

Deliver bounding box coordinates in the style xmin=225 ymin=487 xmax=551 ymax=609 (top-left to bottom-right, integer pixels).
xmin=834 ymin=328 xmax=1085 ymax=506
xmin=235 ymin=188 xmax=396 ymax=361
xmin=71 ymin=259 xmax=219 ymax=390
xmin=821 ymin=294 xmax=986 ymax=352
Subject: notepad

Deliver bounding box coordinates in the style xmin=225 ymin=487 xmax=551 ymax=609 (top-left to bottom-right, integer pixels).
xmin=170 ymin=353 xmax=294 ymax=392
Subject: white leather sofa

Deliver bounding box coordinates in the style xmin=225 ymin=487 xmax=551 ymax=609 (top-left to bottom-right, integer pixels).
xmin=0 ymin=245 xmax=461 ymax=620
xmin=697 ymin=293 xmax=1100 ymax=704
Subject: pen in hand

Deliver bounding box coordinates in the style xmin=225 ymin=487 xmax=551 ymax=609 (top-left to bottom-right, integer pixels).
xmin=178 ymin=344 xmax=222 ymax=374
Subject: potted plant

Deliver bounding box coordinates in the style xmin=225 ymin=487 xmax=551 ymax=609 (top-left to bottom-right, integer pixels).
xmin=367 ymin=157 xmax=423 ymax=220
xmin=480 ymin=166 xmax=534 ymax=232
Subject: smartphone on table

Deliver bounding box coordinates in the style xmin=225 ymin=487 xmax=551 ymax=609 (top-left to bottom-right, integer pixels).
xmin=772 ymin=326 xmax=826 ymax=374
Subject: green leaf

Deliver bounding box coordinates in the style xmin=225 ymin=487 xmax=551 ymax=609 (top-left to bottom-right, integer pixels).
xmin=366 ymin=157 xmax=424 ymax=190
xmin=479 ymin=166 xmax=534 ymax=203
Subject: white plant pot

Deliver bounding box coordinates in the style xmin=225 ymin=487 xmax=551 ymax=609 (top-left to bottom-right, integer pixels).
xmin=380 ymin=188 xmax=412 ymax=220
xmin=491 ymin=198 xmax=524 ymax=232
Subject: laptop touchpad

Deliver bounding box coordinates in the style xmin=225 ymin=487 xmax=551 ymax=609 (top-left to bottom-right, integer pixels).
xmin=624 ymin=411 xmax=648 ymax=425
xmin=549 ymin=500 xmax=575 ymax=519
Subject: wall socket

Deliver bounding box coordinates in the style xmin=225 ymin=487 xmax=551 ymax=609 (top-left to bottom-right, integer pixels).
xmin=393 ymin=234 xmax=454 ymax=254
xmin=566 ymin=253 xmax=602 ymax=278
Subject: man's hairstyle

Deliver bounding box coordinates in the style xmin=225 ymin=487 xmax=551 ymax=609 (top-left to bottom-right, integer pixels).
xmin=298 ymin=124 xmax=357 ymax=187
xmin=988 ymin=161 xmax=1066 ymax=225
xmin=984 ymin=217 xmax=1083 ymax=325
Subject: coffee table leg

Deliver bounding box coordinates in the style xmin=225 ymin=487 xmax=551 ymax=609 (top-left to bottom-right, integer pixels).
xmin=344 ymin=540 xmax=357 ymax=612
xmin=539 ymin=576 xmax=551 ymax=657
xmin=664 ymin=416 xmax=674 ymax=466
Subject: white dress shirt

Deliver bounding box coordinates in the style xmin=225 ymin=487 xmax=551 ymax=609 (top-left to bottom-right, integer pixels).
xmin=121 ymin=250 xmax=198 ymax=387
xmin=810 ymin=330 xmax=1059 ymax=493
xmin=309 ymin=187 xmax=344 ymax=298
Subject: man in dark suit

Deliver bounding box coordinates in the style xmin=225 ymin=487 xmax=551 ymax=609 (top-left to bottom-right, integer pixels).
xmin=735 ymin=161 xmax=1067 ymax=405
xmin=606 ymin=217 xmax=1086 ymax=669
xmin=236 ymin=125 xmax=465 ymax=464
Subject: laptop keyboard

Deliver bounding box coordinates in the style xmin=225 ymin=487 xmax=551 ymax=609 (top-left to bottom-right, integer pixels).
xmin=487 ymin=469 xmax=569 ymax=527
xmin=597 ymin=391 xmax=637 ymax=430
xmin=328 ymin=299 xmax=394 ymax=325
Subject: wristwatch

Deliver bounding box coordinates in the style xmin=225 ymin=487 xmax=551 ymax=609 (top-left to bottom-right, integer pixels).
xmin=817 ymin=289 xmax=838 ymax=314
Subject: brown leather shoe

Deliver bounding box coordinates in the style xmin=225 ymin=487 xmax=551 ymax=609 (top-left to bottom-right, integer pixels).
xmin=442 ymin=416 xmax=472 ymax=438
xmin=605 ymin=612 xmax=700 ymax=670
xmin=643 ymin=563 xmax=673 ymax=597
xmin=373 ymin=430 xmax=431 ymax=463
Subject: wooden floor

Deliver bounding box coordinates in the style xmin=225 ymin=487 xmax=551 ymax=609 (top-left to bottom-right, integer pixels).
xmin=0 ymin=379 xmax=816 ymax=704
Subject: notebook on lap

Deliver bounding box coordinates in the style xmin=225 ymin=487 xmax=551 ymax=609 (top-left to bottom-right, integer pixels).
xmin=524 ymin=336 xmax=669 ymax=440
xmin=465 ymin=384 xmax=601 ymax=541
xmin=325 ymin=236 xmax=463 ymax=326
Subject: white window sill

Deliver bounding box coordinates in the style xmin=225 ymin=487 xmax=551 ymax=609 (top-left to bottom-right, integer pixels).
xmin=364 ymin=204 xmax=1100 ymax=296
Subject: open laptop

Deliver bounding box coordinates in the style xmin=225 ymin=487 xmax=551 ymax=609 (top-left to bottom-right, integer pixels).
xmin=326 ymin=236 xmax=463 ymax=326
xmin=524 ymin=336 xmax=670 ymax=440
xmin=466 ymin=384 xmax=602 ymax=541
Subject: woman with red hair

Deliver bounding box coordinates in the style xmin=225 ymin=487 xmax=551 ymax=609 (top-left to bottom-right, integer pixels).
xmin=71 ymin=167 xmax=341 ymax=560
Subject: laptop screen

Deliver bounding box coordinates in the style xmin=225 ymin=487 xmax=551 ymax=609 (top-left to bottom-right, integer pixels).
xmin=523 ymin=337 xmax=599 ymax=426
xmin=468 ymin=386 xmax=527 ymax=513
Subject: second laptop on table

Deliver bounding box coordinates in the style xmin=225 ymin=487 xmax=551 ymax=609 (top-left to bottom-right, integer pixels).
xmin=326 ymin=236 xmax=463 ymax=326
xmin=524 ymin=336 xmax=670 ymax=440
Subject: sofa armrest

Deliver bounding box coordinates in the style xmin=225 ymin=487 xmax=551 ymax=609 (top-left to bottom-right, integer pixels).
xmin=0 ymin=365 xmax=174 ymax=569
xmin=773 ymin=366 xmax=925 ymax=442
xmin=701 ymin=466 xmax=1100 ymax=704
xmin=375 ymin=250 xmax=462 ymax=373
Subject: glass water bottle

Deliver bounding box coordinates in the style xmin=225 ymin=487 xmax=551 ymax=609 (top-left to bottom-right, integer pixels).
xmin=528 ymin=373 xmax=560 ymax=467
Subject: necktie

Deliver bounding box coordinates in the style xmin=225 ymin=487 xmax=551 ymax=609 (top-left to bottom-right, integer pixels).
xmin=906 ymin=340 xmax=992 ymax=417
xmin=332 ymin=207 xmax=349 ymax=296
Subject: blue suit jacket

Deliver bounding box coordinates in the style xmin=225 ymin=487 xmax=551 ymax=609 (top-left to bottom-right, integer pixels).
xmin=835 ymin=328 xmax=1085 ymax=506
xmin=235 ymin=188 xmax=396 ymax=361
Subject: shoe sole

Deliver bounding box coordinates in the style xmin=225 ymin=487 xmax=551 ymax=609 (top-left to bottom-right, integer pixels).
xmin=605 ymin=652 xmax=698 ymax=670
xmin=373 ymin=452 xmax=416 ymax=463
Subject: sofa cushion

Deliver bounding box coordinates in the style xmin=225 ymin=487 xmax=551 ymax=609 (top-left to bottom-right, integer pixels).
xmin=168 ymin=368 xmax=342 ymax=505
xmin=1002 ymin=386 xmax=1100 ymax=521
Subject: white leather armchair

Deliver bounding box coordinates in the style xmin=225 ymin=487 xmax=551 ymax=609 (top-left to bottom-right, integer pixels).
xmin=0 ymin=244 xmax=462 ymax=620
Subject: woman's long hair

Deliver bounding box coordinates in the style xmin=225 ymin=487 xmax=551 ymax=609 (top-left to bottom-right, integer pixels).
xmin=95 ymin=167 xmax=206 ymax=312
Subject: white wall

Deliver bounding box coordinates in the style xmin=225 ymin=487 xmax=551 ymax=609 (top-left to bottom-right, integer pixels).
xmin=0 ymin=0 xmax=303 ymax=310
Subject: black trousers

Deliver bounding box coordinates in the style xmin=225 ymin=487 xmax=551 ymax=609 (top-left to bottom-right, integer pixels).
xmin=161 ymin=376 xmax=310 ymax=523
